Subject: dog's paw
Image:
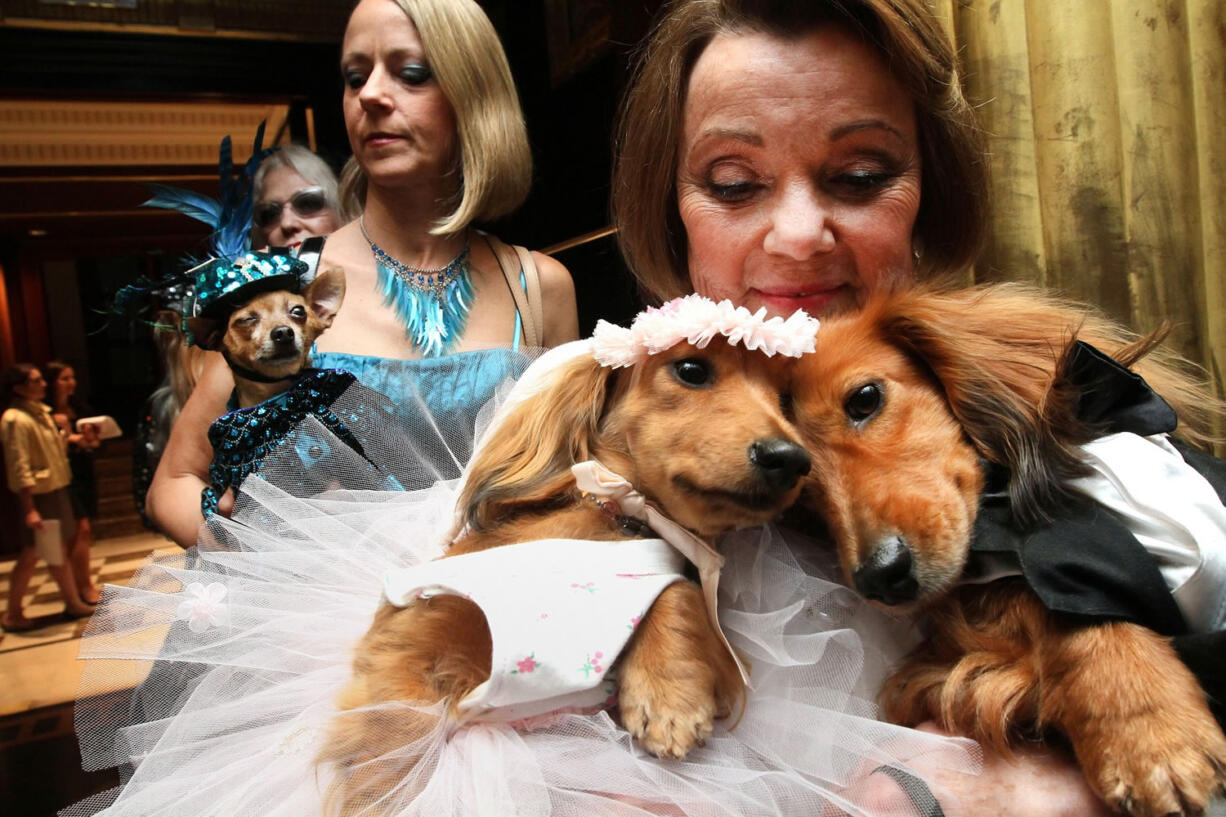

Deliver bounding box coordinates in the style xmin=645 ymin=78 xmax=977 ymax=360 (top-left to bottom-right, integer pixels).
xmin=618 ymin=671 xmax=716 ymax=759
xmin=1078 ymin=710 xmax=1226 ymax=817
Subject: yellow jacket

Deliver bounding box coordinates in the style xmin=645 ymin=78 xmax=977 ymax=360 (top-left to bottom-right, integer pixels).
xmin=1 ymin=399 xmax=71 ymax=495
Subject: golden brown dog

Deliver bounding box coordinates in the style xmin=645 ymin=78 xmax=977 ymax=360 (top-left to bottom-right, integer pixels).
xmin=188 ymin=267 xmax=345 ymax=407
xmin=790 ymin=283 xmax=1226 ymax=816
xmin=321 ymin=337 xmax=812 ymax=811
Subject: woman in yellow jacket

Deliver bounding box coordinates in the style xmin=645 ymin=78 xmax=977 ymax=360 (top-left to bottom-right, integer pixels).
xmin=1 ymin=364 xmax=96 ymax=631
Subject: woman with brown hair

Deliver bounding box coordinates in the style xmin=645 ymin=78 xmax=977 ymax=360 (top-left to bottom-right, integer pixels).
xmin=1 ymin=364 xmax=96 ymax=631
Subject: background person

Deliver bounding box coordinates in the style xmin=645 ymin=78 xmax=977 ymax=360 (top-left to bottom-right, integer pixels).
xmin=1 ymin=364 xmax=96 ymax=631
xmin=43 ymin=360 xmax=102 ymax=606
xmin=250 ymin=143 xmax=349 ymax=249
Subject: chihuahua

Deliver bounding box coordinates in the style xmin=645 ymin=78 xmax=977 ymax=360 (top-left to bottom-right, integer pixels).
xmin=189 ymin=267 xmax=345 ymax=407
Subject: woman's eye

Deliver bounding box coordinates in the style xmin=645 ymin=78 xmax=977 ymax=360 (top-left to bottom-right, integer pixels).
xmin=342 ymin=71 xmax=366 ymax=90
xmin=828 ymin=169 xmax=897 ymax=195
xmin=399 ymin=64 xmax=433 ymax=85
xmin=844 ymin=383 xmax=883 ymax=423
xmin=289 ymin=305 xmax=307 ymax=320
xmin=672 ymin=358 xmax=714 ymax=387
xmin=709 ymin=182 xmax=760 ymax=203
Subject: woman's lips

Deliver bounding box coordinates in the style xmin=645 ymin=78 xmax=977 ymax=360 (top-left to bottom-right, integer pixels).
xmin=753 ymin=285 xmax=851 ymax=317
xmin=364 ymin=133 xmax=404 ymax=147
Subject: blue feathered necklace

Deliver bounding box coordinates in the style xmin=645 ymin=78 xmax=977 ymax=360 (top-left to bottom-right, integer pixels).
xmin=361 ymin=216 xmax=474 ymax=357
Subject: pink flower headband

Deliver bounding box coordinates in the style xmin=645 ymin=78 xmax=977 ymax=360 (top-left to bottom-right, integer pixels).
xmin=590 ymin=294 xmax=820 ymax=369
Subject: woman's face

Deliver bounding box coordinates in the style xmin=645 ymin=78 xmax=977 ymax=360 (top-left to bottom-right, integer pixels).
xmin=677 ymin=27 xmax=921 ymax=318
xmin=54 ymin=367 xmax=76 ymax=400
xmin=15 ymin=369 xmax=46 ymax=402
xmin=341 ymin=0 xmax=458 ymax=194
xmin=253 ymin=165 xmax=340 ymax=249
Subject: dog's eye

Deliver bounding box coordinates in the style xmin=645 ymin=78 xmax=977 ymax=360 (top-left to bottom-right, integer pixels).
xmin=844 ymin=383 xmax=883 ymax=423
xmin=671 ymin=357 xmax=713 ymax=387
xmin=289 ymin=305 xmax=307 ymax=320
xmin=234 ymin=315 xmax=258 ymax=326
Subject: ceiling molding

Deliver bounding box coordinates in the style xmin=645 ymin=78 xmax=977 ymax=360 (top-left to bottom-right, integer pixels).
xmin=0 ymin=99 xmax=290 ymax=167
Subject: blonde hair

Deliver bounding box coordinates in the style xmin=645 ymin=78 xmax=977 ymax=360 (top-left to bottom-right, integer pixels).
xmin=339 ymin=0 xmax=532 ymax=235
xmin=613 ymin=0 xmax=989 ymax=302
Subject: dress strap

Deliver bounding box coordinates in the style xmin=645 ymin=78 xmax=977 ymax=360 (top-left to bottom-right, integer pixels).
xmin=482 ymin=233 xmax=544 ymax=348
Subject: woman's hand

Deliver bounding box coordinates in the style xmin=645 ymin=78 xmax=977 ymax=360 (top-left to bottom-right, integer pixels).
xmin=24 ymin=507 xmax=43 ymax=531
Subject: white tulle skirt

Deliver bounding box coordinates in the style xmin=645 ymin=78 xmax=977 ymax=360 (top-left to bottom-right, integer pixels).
xmin=68 ymin=390 xmax=981 ymax=817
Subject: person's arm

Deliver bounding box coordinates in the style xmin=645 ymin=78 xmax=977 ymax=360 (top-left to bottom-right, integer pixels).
xmin=533 ymin=252 xmax=579 ymax=347
xmin=146 ymin=352 xmax=235 ymax=548
xmin=837 ymin=721 xmax=1112 ymax=817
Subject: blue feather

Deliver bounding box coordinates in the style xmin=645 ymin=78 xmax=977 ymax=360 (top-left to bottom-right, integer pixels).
xmin=142 ymin=184 xmax=222 ymax=227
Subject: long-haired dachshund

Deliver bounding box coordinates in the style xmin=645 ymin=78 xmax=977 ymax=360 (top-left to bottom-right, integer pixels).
xmin=322 ymin=314 xmax=814 ymax=810
xmin=790 ymin=283 xmax=1226 ymax=816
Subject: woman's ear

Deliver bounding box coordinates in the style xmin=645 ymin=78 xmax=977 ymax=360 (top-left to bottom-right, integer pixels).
xmin=304 ymin=267 xmax=346 ymax=327
xmin=459 ymin=354 xmax=614 ymax=531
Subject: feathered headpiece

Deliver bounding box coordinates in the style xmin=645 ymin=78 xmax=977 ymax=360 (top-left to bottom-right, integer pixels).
xmin=114 ymin=123 xmax=306 ymax=338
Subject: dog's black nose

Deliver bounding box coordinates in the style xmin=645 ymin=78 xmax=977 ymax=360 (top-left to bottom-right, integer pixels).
xmin=748 ymin=437 xmax=811 ymax=492
xmin=853 ymin=537 xmax=918 ymax=605
xmin=270 ymin=325 xmax=295 ymax=345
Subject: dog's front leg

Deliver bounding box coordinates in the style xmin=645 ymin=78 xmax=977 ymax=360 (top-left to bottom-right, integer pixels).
xmin=618 ymin=580 xmax=744 ymax=759
xmin=1040 ymin=619 xmax=1226 ymax=817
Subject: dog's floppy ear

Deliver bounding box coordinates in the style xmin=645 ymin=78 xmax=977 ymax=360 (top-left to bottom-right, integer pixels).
xmin=459 ymin=353 xmax=614 ymax=531
xmin=877 ymin=285 xmax=1090 ymax=525
xmin=185 ymin=316 xmax=225 ymax=351
xmin=303 ymin=267 xmax=346 ymax=328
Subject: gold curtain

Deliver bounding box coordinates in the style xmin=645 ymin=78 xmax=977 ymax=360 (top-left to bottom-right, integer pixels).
xmin=933 ymin=0 xmax=1225 ymax=400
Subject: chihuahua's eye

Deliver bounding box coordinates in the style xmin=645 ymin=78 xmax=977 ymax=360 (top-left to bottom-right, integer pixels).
xmin=845 ymin=382 xmax=883 ymax=424
xmin=671 ymin=357 xmax=713 ymax=388
xmin=234 ymin=315 xmax=258 ymax=327
xmin=289 ymin=305 xmax=307 ymax=321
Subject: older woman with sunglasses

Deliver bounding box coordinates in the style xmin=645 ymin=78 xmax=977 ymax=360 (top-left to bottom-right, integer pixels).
xmin=249 ymin=144 xmax=349 ymax=249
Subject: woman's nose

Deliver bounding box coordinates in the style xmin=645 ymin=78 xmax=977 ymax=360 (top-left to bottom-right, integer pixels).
xmin=763 ymin=184 xmax=836 ymax=260
xmin=358 ymin=66 xmax=394 ymax=112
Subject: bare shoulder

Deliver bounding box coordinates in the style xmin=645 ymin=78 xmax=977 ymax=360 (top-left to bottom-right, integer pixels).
xmin=318 ymin=221 xmax=370 ymax=272
xmin=531 ymin=251 xmax=579 ymax=346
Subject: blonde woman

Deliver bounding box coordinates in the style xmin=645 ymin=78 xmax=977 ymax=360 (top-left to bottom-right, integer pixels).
xmin=148 ymin=0 xmax=578 ymax=547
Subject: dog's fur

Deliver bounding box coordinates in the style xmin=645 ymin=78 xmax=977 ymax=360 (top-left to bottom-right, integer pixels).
xmin=188 ymin=267 xmax=345 ymax=407
xmin=320 ymin=338 xmax=812 ymax=812
xmin=790 ymin=283 xmax=1226 ymax=816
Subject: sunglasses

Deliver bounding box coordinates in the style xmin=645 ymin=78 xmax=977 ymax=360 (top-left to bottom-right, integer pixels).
xmin=252 ymin=187 xmax=329 ymax=229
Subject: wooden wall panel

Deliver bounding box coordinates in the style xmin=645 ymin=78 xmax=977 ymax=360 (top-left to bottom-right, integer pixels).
xmin=958 ymin=0 xmax=1047 ymax=285
xmin=949 ymin=0 xmax=1224 ymax=398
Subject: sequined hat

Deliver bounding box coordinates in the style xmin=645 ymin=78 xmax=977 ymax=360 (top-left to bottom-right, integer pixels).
xmin=188 ymin=251 xmax=308 ymax=320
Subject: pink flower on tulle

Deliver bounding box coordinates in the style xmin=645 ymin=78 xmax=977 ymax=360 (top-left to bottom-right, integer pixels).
xmin=590 ymin=294 xmax=819 ymax=369
xmin=515 ymin=654 xmax=538 ymax=674
xmin=175 ymin=582 xmax=230 ymax=633
xmin=628 ymin=615 xmax=641 ymax=631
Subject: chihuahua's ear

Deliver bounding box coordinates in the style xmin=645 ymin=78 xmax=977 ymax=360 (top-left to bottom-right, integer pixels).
xmin=303 ymin=267 xmax=346 ymax=328
xmin=185 ymin=317 xmax=224 ymax=351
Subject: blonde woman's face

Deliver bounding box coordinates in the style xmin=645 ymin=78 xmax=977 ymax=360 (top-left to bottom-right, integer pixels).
xmin=341 ymin=0 xmax=458 ymax=193
xmin=677 ymin=28 xmax=921 ymax=319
